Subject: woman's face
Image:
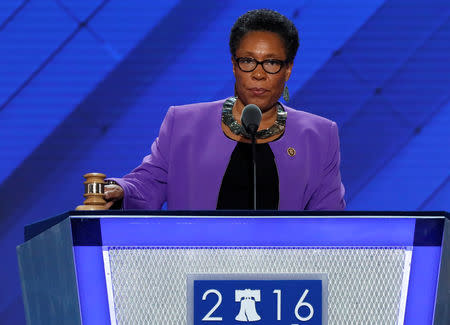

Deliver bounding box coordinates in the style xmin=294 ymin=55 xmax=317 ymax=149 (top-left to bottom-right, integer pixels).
xmin=233 ymin=31 xmax=293 ymax=112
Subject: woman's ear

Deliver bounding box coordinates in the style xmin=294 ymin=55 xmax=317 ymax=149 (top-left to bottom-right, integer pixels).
xmin=231 ymin=56 xmax=236 ymax=76
xmin=285 ymin=61 xmax=293 ymax=82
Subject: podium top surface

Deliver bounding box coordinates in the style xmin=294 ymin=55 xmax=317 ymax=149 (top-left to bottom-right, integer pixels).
xmin=57 ymin=209 xmax=450 ymax=217
xmin=24 ymin=210 xmax=448 ymax=247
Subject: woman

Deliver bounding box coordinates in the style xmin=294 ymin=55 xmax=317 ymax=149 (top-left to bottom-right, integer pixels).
xmin=105 ymin=9 xmax=345 ymax=210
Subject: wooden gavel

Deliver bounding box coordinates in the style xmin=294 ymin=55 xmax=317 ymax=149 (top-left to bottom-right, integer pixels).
xmin=76 ymin=173 xmax=108 ymax=210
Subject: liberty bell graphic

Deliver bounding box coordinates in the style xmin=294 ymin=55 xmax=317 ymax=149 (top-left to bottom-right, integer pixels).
xmin=235 ymin=289 xmax=261 ymax=322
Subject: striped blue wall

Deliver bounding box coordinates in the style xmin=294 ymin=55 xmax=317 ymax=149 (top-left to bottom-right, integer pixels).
xmin=0 ymin=0 xmax=448 ymax=322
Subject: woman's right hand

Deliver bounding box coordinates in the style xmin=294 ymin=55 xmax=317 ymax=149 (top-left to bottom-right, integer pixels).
xmin=104 ymin=184 xmax=124 ymax=209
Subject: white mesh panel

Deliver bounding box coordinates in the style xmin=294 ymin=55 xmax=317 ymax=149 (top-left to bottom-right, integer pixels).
xmin=106 ymin=247 xmax=408 ymax=324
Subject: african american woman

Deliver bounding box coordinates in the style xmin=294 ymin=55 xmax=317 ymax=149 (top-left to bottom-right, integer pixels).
xmin=104 ymin=9 xmax=346 ymax=211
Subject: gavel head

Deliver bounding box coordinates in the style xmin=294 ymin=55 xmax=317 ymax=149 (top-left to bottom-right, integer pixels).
xmin=75 ymin=172 xmax=108 ymax=210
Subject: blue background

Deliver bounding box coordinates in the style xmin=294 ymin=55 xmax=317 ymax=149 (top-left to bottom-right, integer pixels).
xmin=194 ymin=280 xmax=322 ymax=324
xmin=0 ymin=0 xmax=449 ymax=323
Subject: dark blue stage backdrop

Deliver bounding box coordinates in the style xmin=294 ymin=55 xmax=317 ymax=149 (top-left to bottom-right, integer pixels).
xmin=0 ymin=0 xmax=449 ymax=323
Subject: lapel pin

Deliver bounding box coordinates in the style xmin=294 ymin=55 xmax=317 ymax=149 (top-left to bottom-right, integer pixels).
xmin=287 ymin=147 xmax=296 ymax=157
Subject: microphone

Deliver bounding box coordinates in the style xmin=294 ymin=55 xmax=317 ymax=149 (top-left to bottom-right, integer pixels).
xmin=241 ymin=104 xmax=262 ymax=136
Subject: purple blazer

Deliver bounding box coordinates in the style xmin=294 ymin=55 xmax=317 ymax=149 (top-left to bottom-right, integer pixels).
xmin=111 ymin=98 xmax=345 ymax=210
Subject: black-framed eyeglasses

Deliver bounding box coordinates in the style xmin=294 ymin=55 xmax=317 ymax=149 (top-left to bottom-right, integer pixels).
xmin=234 ymin=56 xmax=289 ymax=74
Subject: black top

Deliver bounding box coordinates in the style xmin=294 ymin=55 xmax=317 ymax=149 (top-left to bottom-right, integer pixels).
xmin=217 ymin=142 xmax=279 ymax=210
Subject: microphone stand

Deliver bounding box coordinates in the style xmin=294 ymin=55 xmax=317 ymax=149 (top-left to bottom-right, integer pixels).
xmin=240 ymin=103 xmax=262 ymax=211
xmin=251 ymin=133 xmax=257 ymax=210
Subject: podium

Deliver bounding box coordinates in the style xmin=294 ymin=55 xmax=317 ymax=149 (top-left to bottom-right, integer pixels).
xmin=17 ymin=211 xmax=449 ymax=324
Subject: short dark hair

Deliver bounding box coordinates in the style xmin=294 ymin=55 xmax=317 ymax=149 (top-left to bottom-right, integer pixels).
xmin=229 ymin=9 xmax=299 ymax=63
